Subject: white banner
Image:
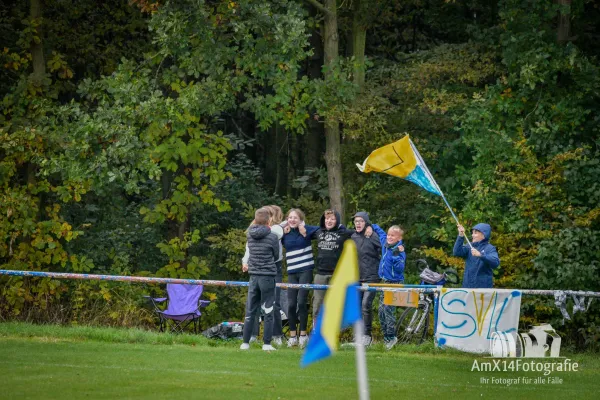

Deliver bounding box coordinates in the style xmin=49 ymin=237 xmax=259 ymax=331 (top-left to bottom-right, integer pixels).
xmin=436 ymin=288 xmax=522 ymax=354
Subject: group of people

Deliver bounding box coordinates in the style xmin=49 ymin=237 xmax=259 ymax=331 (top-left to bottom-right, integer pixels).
xmin=239 ymin=205 xmax=500 ymax=352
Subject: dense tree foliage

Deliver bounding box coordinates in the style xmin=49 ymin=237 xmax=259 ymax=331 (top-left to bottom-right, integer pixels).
xmin=1 ymin=0 xmax=598 ymax=348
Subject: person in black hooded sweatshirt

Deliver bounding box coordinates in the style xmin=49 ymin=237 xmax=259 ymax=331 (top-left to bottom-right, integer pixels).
xmin=307 ymin=209 xmax=372 ymax=327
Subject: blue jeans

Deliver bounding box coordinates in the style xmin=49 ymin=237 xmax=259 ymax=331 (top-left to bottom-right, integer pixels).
xmin=378 ymin=279 xmax=403 ymax=340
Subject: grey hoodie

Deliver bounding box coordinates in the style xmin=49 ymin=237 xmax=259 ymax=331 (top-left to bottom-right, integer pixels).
xmin=247 ymin=225 xmax=279 ymax=276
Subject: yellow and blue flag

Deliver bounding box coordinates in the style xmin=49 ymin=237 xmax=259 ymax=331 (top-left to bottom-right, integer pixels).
xmin=301 ymin=240 xmax=361 ymax=367
xmin=356 ymin=135 xmax=441 ymax=196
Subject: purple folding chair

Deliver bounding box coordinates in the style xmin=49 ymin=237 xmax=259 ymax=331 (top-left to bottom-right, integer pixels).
xmin=144 ymin=284 xmax=210 ymax=334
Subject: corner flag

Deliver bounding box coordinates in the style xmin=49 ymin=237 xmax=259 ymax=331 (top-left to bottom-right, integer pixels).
xmin=301 ymin=240 xmax=361 ymax=367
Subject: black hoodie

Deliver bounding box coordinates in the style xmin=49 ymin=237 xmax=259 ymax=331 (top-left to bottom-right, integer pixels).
xmin=312 ymin=210 xmax=353 ymax=275
xmin=246 ymin=224 xmax=279 ymax=276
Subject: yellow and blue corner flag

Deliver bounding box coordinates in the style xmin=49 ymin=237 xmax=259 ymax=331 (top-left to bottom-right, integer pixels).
xmin=301 ymin=240 xmax=361 ymax=367
xmin=356 ymin=135 xmax=442 ymax=196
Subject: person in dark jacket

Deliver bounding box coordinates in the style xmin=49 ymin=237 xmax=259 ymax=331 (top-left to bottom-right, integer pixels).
xmin=351 ymin=211 xmax=381 ymax=346
xmin=240 ymin=207 xmax=280 ymax=351
xmin=242 ymin=206 xmax=285 ymax=346
xmin=372 ymin=223 xmax=406 ymax=350
xmin=308 ymin=209 xmax=373 ymax=326
xmin=454 ymin=223 xmax=500 ymax=288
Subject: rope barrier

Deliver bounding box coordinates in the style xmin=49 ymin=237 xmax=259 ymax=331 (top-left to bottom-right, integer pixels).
xmin=0 ymin=270 xmax=437 ymax=293
xmin=1 ymin=270 xmax=599 ymax=297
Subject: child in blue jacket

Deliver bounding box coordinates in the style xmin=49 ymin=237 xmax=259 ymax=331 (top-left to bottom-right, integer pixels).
xmin=372 ymin=223 xmax=406 ymax=350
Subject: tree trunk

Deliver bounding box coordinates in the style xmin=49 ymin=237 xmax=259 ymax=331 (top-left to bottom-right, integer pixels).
xmin=305 ymin=16 xmax=324 ymax=170
xmin=161 ymin=166 xmax=191 ymax=269
xmin=556 ymin=0 xmax=571 ymax=44
xmin=351 ymin=0 xmax=367 ymax=91
xmin=287 ymin=132 xmax=299 ymax=198
xmin=323 ymin=0 xmax=344 ymax=218
xmin=275 ymin=123 xmax=289 ymax=196
xmin=262 ymin=127 xmax=277 ymax=191
xmin=28 ymin=0 xmax=45 ymax=219
xmin=30 ymin=0 xmax=45 ymax=85
xmin=161 ymin=169 xmax=178 ymax=241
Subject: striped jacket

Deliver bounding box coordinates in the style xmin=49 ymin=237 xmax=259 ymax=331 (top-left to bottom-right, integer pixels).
xmin=282 ymin=225 xmax=320 ymax=274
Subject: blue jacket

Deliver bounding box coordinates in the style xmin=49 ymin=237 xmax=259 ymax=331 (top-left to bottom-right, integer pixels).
xmin=372 ymin=224 xmax=405 ymax=283
xmin=453 ymin=223 xmax=500 ymax=288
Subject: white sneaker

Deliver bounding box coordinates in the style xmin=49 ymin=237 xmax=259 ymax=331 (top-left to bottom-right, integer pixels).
xmin=262 ymin=344 xmax=277 ymax=351
xmin=298 ymin=335 xmax=309 ymax=349
xmin=249 ymin=336 xmax=258 ymax=343
xmin=362 ymin=335 xmax=373 ymax=347
xmin=240 ymin=343 xmax=250 ymax=350
xmin=287 ymin=336 xmax=298 ymax=347
xmin=385 ymin=337 xmax=398 ymax=351
xmin=272 ymin=336 xmax=283 ymax=347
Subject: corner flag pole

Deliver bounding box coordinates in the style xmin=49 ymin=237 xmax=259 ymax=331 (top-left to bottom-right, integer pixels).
xmin=409 ymin=139 xmax=474 ymax=250
xmin=353 ymin=317 xmax=370 ymax=400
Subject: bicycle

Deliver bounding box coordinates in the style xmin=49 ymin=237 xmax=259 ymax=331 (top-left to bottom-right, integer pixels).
xmin=394 ymin=259 xmax=460 ymax=345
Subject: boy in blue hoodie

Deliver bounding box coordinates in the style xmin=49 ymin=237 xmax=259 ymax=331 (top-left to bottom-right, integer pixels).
xmin=454 ymin=223 xmax=500 ymax=288
xmin=372 ymin=223 xmax=406 ymax=350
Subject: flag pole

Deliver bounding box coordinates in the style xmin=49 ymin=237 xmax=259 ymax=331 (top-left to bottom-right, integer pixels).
xmin=438 ymin=192 xmax=473 ymax=249
xmin=353 ymin=317 xmax=370 ymax=400
xmin=409 ymin=139 xmax=474 ymax=249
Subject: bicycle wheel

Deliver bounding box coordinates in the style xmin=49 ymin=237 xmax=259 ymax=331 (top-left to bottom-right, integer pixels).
xmin=395 ymin=301 xmax=430 ymax=345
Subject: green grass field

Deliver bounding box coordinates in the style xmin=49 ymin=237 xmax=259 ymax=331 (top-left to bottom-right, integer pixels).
xmin=1 ymin=323 xmax=598 ymax=399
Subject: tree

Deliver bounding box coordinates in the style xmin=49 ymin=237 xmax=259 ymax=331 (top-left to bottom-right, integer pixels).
xmin=450 ymin=0 xmax=600 ymax=346
xmin=1 ymin=0 xmax=151 ymax=317
xmin=58 ymin=0 xmax=313 ymax=277
xmin=303 ymin=0 xmax=346 ymax=217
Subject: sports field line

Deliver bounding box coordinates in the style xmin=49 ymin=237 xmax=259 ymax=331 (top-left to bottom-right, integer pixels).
xmin=0 ymin=359 xmax=576 ymax=393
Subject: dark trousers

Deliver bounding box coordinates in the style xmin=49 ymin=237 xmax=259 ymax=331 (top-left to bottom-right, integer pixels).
xmin=358 ymin=287 xmax=377 ymax=336
xmin=273 ymin=262 xmax=283 ymax=336
xmin=251 ymin=261 xmax=283 ymax=338
xmin=243 ymin=275 xmax=276 ymax=344
xmin=287 ymin=269 xmax=313 ymax=333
